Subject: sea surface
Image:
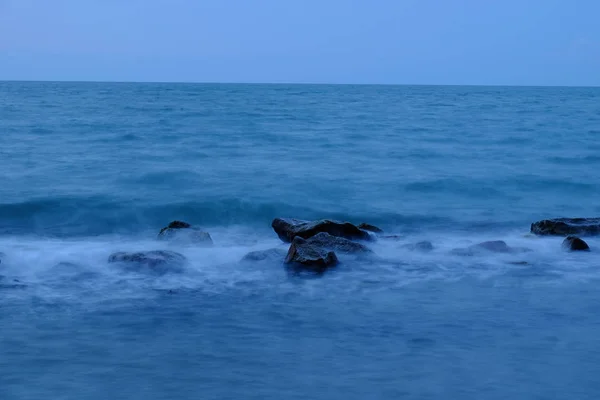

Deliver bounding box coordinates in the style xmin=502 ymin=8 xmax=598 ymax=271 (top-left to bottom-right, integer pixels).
xmin=1 ymin=82 xmax=600 ymax=399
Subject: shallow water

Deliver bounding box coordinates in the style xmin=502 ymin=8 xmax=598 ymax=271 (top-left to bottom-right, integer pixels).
xmin=1 ymin=82 xmax=600 ymax=399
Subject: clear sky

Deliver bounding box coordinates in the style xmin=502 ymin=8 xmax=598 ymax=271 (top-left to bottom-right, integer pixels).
xmin=0 ymin=0 xmax=599 ymax=85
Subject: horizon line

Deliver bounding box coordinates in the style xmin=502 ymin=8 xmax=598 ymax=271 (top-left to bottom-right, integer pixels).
xmin=1 ymin=79 xmax=599 ymax=89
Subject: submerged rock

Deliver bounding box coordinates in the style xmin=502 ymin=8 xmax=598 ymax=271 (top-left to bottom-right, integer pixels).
xmin=241 ymin=248 xmax=288 ymax=262
xmin=284 ymin=237 xmax=339 ymax=273
xmin=472 ymin=240 xmax=512 ymax=253
xmin=357 ymin=223 xmax=383 ymax=233
xmin=0 ymin=276 xmax=27 ymax=290
xmin=452 ymin=240 xmax=530 ymax=256
xmin=305 ymin=232 xmax=372 ymax=254
xmin=108 ymin=250 xmax=187 ymax=274
xmin=531 ymin=218 xmax=600 ymax=236
xmin=158 ymin=220 xmax=213 ymax=245
xmin=562 ymin=236 xmax=590 ymax=252
xmin=403 ymin=241 xmax=434 ymax=252
xmin=272 ymin=218 xmax=371 ymax=243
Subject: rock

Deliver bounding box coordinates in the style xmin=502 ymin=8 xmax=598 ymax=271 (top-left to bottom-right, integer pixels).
xmin=272 ymin=218 xmax=371 ymax=243
xmin=305 ymin=232 xmax=372 ymax=254
xmin=108 ymin=250 xmax=187 ymax=274
xmin=403 ymin=241 xmax=434 ymax=252
xmin=241 ymin=248 xmax=288 ymax=262
xmin=531 ymin=218 xmax=600 ymax=236
xmin=562 ymin=236 xmax=590 ymax=252
xmin=159 ymin=220 xmax=191 ymax=233
xmin=472 ymin=240 xmax=512 ymax=253
xmin=508 ymin=261 xmax=530 ymax=265
xmin=451 ymin=240 xmax=530 ymax=256
xmin=158 ymin=220 xmax=213 ymax=245
xmin=357 ymin=223 xmax=383 ymax=233
xmin=284 ymin=237 xmax=339 ymax=273
xmin=380 ymin=235 xmax=403 ymax=240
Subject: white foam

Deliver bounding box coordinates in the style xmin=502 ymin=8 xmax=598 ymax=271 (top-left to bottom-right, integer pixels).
xmin=1 ymin=228 xmax=599 ymax=301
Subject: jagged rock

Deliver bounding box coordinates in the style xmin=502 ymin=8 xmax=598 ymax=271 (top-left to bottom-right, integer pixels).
xmin=305 ymin=232 xmax=372 ymax=254
xmin=158 ymin=220 xmax=213 ymax=245
xmin=358 ymin=223 xmax=383 ymax=233
xmin=531 ymin=218 xmax=600 ymax=236
xmin=403 ymin=241 xmax=434 ymax=252
xmin=108 ymin=250 xmax=187 ymax=274
xmin=272 ymin=218 xmax=371 ymax=243
xmin=562 ymin=236 xmax=590 ymax=252
xmin=241 ymin=248 xmax=287 ymax=262
xmin=284 ymin=237 xmax=338 ymax=273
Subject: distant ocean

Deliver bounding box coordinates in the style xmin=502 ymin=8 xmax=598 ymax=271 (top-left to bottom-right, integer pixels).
xmin=1 ymin=82 xmax=600 ymax=399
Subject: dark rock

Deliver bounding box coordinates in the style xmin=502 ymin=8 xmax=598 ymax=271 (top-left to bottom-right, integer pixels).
xmin=241 ymin=248 xmax=287 ymax=262
xmin=158 ymin=220 xmax=213 ymax=245
xmin=305 ymin=232 xmax=372 ymax=254
xmin=531 ymin=218 xmax=600 ymax=236
xmin=272 ymin=218 xmax=371 ymax=243
xmin=284 ymin=237 xmax=338 ymax=273
xmin=358 ymin=223 xmax=383 ymax=233
xmin=108 ymin=250 xmax=187 ymax=274
xmin=562 ymin=236 xmax=590 ymax=252
xmin=403 ymin=241 xmax=434 ymax=252
xmin=159 ymin=220 xmax=191 ymax=233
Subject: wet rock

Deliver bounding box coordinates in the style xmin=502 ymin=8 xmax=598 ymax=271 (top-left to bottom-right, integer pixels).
xmin=284 ymin=237 xmax=338 ymax=273
xmin=472 ymin=240 xmax=512 ymax=253
xmin=403 ymin=241 xmax=434 ymax=252
xmin=380 ymin=235 xmax=403 ymax=240
xmin=531 ymin=218 xmax=600 ymax=236
xmin=562 ymin=236 xmax=590 ymax=252
xmin=305 ymin=232 xmax=372 ymax=254
xmin=241 ymin=248 xmax=287 ymax=262
xmin=451 ymin=240 xmax=530 ymax=256
xmin=358 ymin=223 xmax=383 ymax=233
xmin=272 ymin=218 xmax=371 ymax=243
xmin=108 ymin=250 xmax=187 ymax=274
xmin=158 ymin=220 xmax=213 ymax=245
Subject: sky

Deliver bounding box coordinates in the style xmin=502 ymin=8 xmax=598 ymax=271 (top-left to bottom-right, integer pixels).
xmin=0 ymin=0 xmax=599 ymax=86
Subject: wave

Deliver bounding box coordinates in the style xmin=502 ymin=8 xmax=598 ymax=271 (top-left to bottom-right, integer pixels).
xmin=0 ymin=196 xmax=522 ymax=238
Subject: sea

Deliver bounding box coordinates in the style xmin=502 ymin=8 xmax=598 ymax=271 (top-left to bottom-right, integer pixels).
xmin=1 ymin=82 xmax=600 ymax=399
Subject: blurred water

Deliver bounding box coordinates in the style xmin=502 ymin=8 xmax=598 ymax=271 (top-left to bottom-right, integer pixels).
xmin=1 ymin=82 xmax=600 ymax=399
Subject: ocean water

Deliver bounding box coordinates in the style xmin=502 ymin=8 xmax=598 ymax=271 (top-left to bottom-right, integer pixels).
xmin=1 ymin=82 xmax=600 ymax=399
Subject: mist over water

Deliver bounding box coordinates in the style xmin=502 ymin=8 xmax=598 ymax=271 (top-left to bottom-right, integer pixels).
xmin=2 ymin=82 xmax=600 ymax=399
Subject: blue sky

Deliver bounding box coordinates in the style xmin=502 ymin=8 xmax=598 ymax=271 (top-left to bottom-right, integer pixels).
xmin=0 ymin=0 xmax=599 ymax=85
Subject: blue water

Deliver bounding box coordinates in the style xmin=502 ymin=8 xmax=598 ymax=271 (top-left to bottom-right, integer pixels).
xmin=2 ymin=82 xmax=600 ymax=399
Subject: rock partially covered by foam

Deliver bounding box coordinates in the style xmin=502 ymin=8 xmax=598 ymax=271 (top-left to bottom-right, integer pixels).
xmin=108 ymin=250 xmax=187 ymax=274
xmin=241 ymin=248 xmax=287 ymax=262
xmin=284 ymin=237 xmax=338 ymax=273
xmin=158 ymin=220 xmax=213 ymax=245
xmin=272 ymin=218 xmax=371 ymax=243
xmin=531 ymin=218 xmax=600 ymax=236
xmin=402 ymin=241 xmax=434 ymax=252
xmin=562 ymin=236 xmax=590 ymax=252
xmin=452 ymin=240 xmax=530 ymax=256
xmin=305 ymin=232 xmax=372 ymax=254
